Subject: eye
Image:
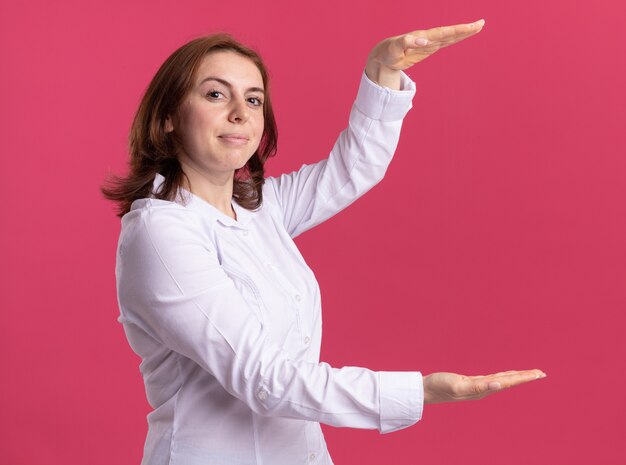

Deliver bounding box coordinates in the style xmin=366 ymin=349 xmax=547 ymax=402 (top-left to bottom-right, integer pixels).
xmin=248 ymin=97 xmax=263 ymax=107
xmin=205 ymin=89 xmax=224 ymax=99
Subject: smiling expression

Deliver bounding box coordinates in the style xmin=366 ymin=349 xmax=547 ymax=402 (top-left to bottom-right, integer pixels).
xmin=166 ymin=50 xmax=265 ymax=181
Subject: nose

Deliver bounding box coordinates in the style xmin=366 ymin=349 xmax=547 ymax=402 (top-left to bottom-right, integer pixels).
xmin=228 ymin=96 xmax=249 ymax=124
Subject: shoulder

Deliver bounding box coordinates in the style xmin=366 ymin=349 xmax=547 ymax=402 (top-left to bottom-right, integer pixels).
xmin=261 ymin=177 xmax=286 ymax=213
xmin=120 ymin=198 xmax=207 ymax=252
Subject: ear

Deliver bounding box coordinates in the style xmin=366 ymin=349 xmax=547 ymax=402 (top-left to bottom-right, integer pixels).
xmin=164 ymin=115 xmax=174 ymax=133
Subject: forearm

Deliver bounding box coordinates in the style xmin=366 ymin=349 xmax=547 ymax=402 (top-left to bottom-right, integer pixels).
xmin=267 ymin=69 xmax=415 ymax=238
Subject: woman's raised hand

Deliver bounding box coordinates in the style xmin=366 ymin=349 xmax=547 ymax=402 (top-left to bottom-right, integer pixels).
xmin=423 ymin=369 xmax=546 ymax=404
xmin=365 ymin=19 xmax=486 ymax=88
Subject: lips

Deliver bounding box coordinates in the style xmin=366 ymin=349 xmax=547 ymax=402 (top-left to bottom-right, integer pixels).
xmin=218 ymin=134 xmax=249 ymax=147
xmin=219 ymin=134 xmax=249 ymax=141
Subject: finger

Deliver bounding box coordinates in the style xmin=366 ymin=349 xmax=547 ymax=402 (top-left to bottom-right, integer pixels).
xmin=424 ymin=19 xmax=485 ymax=42
xmin=488 ymin=370 xmax=546 ymax=389
xmin=436 ymin=28 xmax=484 ymax=49
xmin=470 ymin=369 xmax=541 ymax=381
xmin=415 ymin=20 xmax=485 ymax=50
xmin=467 ymin=370 xmax=518 ymax=381
xmin=493 ymin=369 xmax=546 ymax=380
xmin=468 ymin=369 xmax=520 ymax=379
xmin=461 ymin=378 xmax=497 ymax=398
xmin=488 ymin=370 xmax=520 ymax=378
xmin=400 ymin=33 xmax=440 ymax=55
xmin=401 ymin=34 xmax=431 ymax=49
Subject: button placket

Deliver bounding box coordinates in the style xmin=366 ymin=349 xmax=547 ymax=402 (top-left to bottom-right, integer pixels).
xmin=259 ymin=256 xmax=312 ymax=348
xmin=292 ymin=293 xmax=311 ymax=347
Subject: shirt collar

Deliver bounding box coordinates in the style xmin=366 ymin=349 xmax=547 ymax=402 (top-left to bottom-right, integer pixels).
xmin=151 ymin=173 xmax=255 ymax=229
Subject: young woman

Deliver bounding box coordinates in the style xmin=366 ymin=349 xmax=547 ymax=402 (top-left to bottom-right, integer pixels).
xmin=103 ymin=20 xmax=545 ymax=465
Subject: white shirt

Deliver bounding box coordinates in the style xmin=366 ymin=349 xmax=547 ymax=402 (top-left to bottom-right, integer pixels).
xmin=115 ymin=69 xmax=423 ymax=465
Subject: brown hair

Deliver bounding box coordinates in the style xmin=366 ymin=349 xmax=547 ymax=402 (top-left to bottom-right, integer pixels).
xmin=101 ymin=33 xmax=278 ymax=217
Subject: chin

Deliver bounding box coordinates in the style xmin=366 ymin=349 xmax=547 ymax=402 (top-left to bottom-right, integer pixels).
xmin=237 ymin=155 xmax=256 ymax=170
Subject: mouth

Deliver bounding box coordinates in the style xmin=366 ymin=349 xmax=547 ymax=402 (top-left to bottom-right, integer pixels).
xmin=218 ymin=134 xmax=249 ymax=141
xmin=218 ymin=134 xmax=249 ymax=146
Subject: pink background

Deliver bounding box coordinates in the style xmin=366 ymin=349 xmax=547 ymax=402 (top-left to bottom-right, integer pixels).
xmin=2 ymin=0 xmax=625 ymax=464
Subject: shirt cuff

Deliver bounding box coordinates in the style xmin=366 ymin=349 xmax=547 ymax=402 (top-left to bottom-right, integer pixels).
xmin=354 ymin=69 xmax=417 ymax=121
xmin=378 ymin=371 xmax=424 ymax=434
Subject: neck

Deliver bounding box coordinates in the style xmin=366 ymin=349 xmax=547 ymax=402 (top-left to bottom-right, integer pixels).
xmin=179 ymin=159 xmax=236 ymax=219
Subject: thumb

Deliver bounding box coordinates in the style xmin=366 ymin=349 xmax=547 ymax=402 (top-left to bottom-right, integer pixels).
xmin=402 ymin=34 xmax=429 ymax=48
xmin=468 ymin=379 xmax=500 ymax=397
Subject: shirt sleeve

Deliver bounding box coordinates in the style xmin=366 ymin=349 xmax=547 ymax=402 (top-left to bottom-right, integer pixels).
xmin=116 ymin=204 xmax=423 ymax=434
xmin=265 ymin=69 xmax=416 ymax=239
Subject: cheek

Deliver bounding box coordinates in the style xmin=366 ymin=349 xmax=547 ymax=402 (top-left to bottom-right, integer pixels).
xmin=190 ymin=111 xmax=215 ymax=130
xmin=254 ymin=116 xmax=265 ymax=138
xmin=178 ymin=103 xmax=215 ymax=133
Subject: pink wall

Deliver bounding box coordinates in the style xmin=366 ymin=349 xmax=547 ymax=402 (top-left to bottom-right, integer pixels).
xmin=2 ymin=0 xmax=625 ymax=464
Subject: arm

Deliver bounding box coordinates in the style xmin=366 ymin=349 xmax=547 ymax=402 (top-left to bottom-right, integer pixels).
xmin=266 ymin=69 xmax=415 ymax=239
xmin=117 ymin=205 xmax=423 ymax=433
xmin=361 ymin=19 xmax=547 ymax=404
xmin=265 ymin=19 xmax=492 ymax=238
xmin=264 ymin=19 xmax=546 ymax=407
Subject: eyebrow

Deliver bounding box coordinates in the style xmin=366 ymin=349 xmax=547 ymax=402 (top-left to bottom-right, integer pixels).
xmin=199 ymin=76 xmax=265 ymax=95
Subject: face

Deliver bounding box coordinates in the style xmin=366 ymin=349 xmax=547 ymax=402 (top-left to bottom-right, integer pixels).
xmin=166 ymin=50 xmax=265 ymax=181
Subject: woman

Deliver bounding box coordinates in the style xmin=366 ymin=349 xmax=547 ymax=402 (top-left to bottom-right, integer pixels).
xmin=103 ymin=20 xmax=545 ymax=465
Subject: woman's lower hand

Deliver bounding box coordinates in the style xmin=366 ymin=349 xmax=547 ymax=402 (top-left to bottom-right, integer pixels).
xmin=365 ymin=19 xmax=486 ymax=88
xmin=423 ymin=369 xmax=546 ymax=404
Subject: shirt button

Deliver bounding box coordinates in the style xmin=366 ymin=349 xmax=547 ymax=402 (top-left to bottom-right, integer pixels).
xmin=257 ymin=390 xmax=268 ymax=401
xmin=309 ymin=453 xmax=316 ymax=461
xmin=242 ymin=230 xmax=249 ymax=236
xmin=304 ymin=336 xmax=311 ymax=345
xmin=294 ymin=294 xmax=302 ymax=302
